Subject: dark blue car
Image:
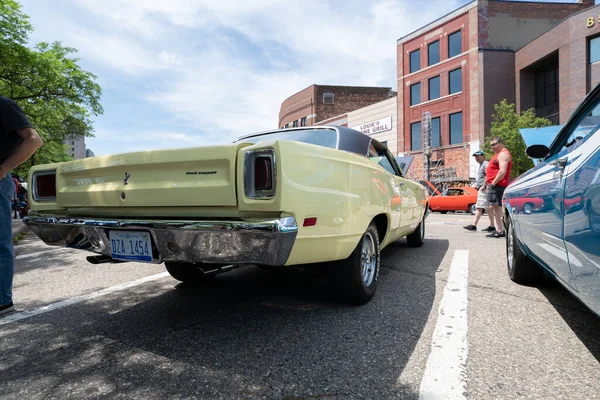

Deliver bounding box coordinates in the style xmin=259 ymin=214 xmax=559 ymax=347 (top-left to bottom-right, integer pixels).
xmin=504 ymin=83 xmax=600 ymax=317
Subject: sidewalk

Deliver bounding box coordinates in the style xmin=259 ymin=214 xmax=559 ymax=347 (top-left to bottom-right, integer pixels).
xmin=12 ymin=218 xmax=28 ymax=240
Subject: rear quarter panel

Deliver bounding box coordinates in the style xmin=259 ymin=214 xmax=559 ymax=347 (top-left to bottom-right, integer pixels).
xmin=238 ymin=140 xmax=422 ymax=265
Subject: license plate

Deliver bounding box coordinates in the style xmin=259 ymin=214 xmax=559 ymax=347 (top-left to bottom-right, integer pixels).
xmin=109 ymin=230 xmax=153 ymax=262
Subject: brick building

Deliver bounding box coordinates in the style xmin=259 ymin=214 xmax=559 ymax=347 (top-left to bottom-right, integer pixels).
xmin=398 ymin=0 xmax=594 ymax=182
xmin=278 ymin=85 xmax=395 ymax=129
xmin=516 ymin=3 xmax=600 ymax=124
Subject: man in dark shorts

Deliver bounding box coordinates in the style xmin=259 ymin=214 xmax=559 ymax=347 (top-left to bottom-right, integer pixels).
xmin=485 ymin=136 xmax=512 ymax=238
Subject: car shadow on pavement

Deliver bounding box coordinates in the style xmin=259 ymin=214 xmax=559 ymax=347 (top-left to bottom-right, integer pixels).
xmin=536 ymin=277 xmax=600 ymax=363
xmin=0 ymin=238 xmax=450 ymax=399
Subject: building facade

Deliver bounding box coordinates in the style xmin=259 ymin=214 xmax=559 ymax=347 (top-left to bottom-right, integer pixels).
xmin=65 ymin=135 xmax=86 ymax=160
xmin=347 ymin=97 xmax=398 ymax=155
xmin=278 ymin=85 xmax=395 ymax=129
xmin=397 ymin=0 xmax=594 ymax=181
xmin=516 ymin=3 xmax=600 ymax=124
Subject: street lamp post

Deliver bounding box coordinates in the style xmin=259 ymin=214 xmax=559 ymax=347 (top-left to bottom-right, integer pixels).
xmin=423 ymin=145 xmax=432 ymax=182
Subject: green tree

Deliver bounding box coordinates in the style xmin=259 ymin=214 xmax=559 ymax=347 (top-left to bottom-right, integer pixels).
xmin=485 ymin=99 xmax=552 ymax=180
xmin=0 ymin=0 xmax=102 ymax=176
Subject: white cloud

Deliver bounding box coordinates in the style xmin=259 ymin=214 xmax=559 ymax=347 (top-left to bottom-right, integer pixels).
xmin=19 ymin=0 xmax=468 ymax=155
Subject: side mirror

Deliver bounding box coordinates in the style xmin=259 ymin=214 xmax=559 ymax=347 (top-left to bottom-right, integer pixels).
xmin=526 ymin=144 xmax=550 ymax=159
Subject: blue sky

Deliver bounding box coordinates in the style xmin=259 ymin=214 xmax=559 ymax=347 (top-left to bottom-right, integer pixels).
xmin=17 ymin=0 xmax=592 ymax=156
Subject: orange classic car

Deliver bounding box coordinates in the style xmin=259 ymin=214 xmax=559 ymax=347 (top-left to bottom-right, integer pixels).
xmin=428 ymin=186 xmax=479 ymax=215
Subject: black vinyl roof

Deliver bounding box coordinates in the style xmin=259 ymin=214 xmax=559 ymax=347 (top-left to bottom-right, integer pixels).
xmin=235 ymin=125 xmax=374 ymax=157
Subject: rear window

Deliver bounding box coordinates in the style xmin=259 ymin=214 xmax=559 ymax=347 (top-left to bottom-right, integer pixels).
xmin=235 ymin=129 xmax=338 ymax=149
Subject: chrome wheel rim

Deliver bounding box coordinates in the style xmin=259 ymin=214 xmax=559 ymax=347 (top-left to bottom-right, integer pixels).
xmin=507 ymin=223 xmax=514 ymax=271
xmin=361 ymin=232 xmax=377 ymax=287
xmin=523 ymin=203 xmax=532 ymax=214
xmin=420 ymin=220 xmax=425 ymax=240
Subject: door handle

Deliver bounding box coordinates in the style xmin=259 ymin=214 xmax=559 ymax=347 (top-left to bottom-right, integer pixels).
xmin=551 ymin=158 xmax=567 ymax=169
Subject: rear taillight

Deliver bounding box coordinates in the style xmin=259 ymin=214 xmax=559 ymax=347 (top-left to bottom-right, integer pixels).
xmin=33 ymin=170 xmax=56 ymax=201
xmin=244 ymin=149 xmax=276 ymax=199
xmin=254 ymin=157 xmax=272 ymax=190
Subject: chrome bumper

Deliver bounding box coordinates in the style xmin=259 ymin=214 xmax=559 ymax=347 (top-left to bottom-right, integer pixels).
xmin=23 ymin=215 xmax=298 ymax=266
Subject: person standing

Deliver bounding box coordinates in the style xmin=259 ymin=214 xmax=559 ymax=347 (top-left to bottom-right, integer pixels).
xmin=463 ymin=150 xmax=495 ymax=232
xmin=485 ymin=136 xmax=512 ymax=238
xmin=0 ymin=96 xmax=43 ymax=315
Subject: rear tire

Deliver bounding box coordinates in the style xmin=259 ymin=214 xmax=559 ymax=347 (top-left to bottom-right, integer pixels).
xmin=165 ymin=262 xmax=216 ymax=283
xmin=328 ymin=222 xmax=380 ymax=305
xmin=506 ymin=217 xmax=542 ymax=283
xmin=468 ymin=203 xmax=476 ymax=215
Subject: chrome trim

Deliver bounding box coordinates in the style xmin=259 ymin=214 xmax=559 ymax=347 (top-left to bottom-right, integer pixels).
xmin=32 ymin=170 xmax=57 ymax=202
xmin=244 ymin=148 xmax=277 ymax=199
xmin=23 ymin=215 xmax=298 ymax=266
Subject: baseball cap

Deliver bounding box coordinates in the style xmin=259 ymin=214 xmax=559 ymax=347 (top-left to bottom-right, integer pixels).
xmin=472 ymin=150 xmax=485 ymax=156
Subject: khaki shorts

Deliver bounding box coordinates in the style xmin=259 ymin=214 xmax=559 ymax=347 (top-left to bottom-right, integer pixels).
xmin=476 ymin=189 xmax=489 ymax=209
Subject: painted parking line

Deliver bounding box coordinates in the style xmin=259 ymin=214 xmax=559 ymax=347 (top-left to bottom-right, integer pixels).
xmin=419 ymin=249 xmax=470 ymax=400
xmin=0 ymin=272 xmax=170 ymax=327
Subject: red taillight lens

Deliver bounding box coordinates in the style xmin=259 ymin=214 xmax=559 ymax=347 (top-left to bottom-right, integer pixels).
xmin=36 ymin=173 xmax=56 ymax=198
xmin=255 ymin=157 xmax=272 ymax=190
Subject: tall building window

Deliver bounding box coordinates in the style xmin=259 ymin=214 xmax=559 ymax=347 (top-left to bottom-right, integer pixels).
xmin=428 ymin=40 xmax=440 ymax=66
xmin=534 ymin=57 xmax=559 ymax=125
xmin=410 ymin=83 xmax=421 ymax=106
xmin=409 ymin=49 xmax=420 ymax=73
xmin=589 ymin=36 xmax=600 ymax=64
xmin=411 ymin=122 xmax=422 ymax=150
xmin=284 ymin=123 xmax=289 ymax=128
xmin=449 ymin=68 xmax=462 ymax=94
xmin=293 ymin=120 xmax=298 ymax=127
xmin=300 ymin=117 xmax=306 ymax=126
xmin=431 ymin=117 xmax=441 ymax=147
xmin=449 ymin=112 xmax=463 ymax=144
xmin=448 ymin=31 xmax=462 ymax=58
xmin=429 ymin=76 xmax=440 ymax=100
xmin=323 ymin=93 xmax=334 ymax=104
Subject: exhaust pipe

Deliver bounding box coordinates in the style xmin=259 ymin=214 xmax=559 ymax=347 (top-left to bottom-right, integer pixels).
xmin=86 ymin=255 xmax=127 ymax=264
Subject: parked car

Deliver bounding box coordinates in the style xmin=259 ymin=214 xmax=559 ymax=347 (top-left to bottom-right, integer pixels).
xmin=428 ymin=186 xmax=479 ymax=215
xmin=23 ymin=126 xmax=429 ymax=305
xmin=505 ymin=191 xmax=545 ymax=214
xmin=504 ymin=83 xmax=600 ymax=317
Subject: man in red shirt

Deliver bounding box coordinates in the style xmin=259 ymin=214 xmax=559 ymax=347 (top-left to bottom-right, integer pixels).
xmin=485 ymin=136 xmax=512 ymax=238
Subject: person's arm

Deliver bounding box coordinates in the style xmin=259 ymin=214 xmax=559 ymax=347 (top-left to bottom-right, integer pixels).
xmin=0 ymin=127 xmax=43 ymax=177
xmin=490 ymin=152 xmax=510 ymax=187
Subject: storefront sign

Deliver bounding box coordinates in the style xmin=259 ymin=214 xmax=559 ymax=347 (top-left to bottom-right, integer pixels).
xmin=353 ymin=117 xmax=392 ymax=135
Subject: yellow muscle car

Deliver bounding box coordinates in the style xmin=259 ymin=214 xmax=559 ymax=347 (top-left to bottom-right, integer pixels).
xmin=24 ymin=126 xmax=428 ymax=304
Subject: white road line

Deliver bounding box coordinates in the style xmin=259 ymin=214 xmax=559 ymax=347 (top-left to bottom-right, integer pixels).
xmin=419 ymin=249 xmax=469 ymax=400
xmin=0 ymin=272 xmax=170 ymax=327
xmin=15 ymin=248 xmax=67 ymax=260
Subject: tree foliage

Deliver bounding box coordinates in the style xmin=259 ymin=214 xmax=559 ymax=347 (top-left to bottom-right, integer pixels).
xmin=485 ymin=99 xmax=552 ymax=180
xmin=0 ymin=0 xmax=102 ymax=176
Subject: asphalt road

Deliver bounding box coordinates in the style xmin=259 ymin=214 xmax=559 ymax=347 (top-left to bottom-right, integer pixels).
xmin=1 ymin=213 xmax=599 ymax=399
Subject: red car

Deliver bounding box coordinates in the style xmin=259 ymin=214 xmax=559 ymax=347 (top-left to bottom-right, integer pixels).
xmin=428 ymin=186 xmax=479 ymax=215
xmin=506 ymin=195 xmax=545 ymax=214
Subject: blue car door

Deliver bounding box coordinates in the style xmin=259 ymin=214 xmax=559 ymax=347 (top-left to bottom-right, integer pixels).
xmin=516 ymin=143 xmax=573 ymax=286
xmin=561 ymin=103 xmax=600 ymax=314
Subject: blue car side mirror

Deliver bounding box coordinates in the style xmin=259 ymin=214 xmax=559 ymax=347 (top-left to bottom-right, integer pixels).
xmin=526 ymin=144 xmax=550 ymax=159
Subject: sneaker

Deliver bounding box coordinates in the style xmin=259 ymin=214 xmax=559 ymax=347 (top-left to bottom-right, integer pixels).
xmin=486 ymin=231 xmax=506 ymax=238
xmin=481 ymin=226 xmax=496 ymax=232
xmin=0 ymin=302 xmax=14 ymax=316
xmin=463 ymin=224 xmax=476 ymax=231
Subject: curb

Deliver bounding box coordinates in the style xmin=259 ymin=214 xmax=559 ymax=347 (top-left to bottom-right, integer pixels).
xmin=12 ymin=220 xmax=29 ymax=240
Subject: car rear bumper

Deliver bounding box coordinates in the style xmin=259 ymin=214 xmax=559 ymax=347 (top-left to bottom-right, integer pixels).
xmin=23 ymin=215 xmax=298 ymax=266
